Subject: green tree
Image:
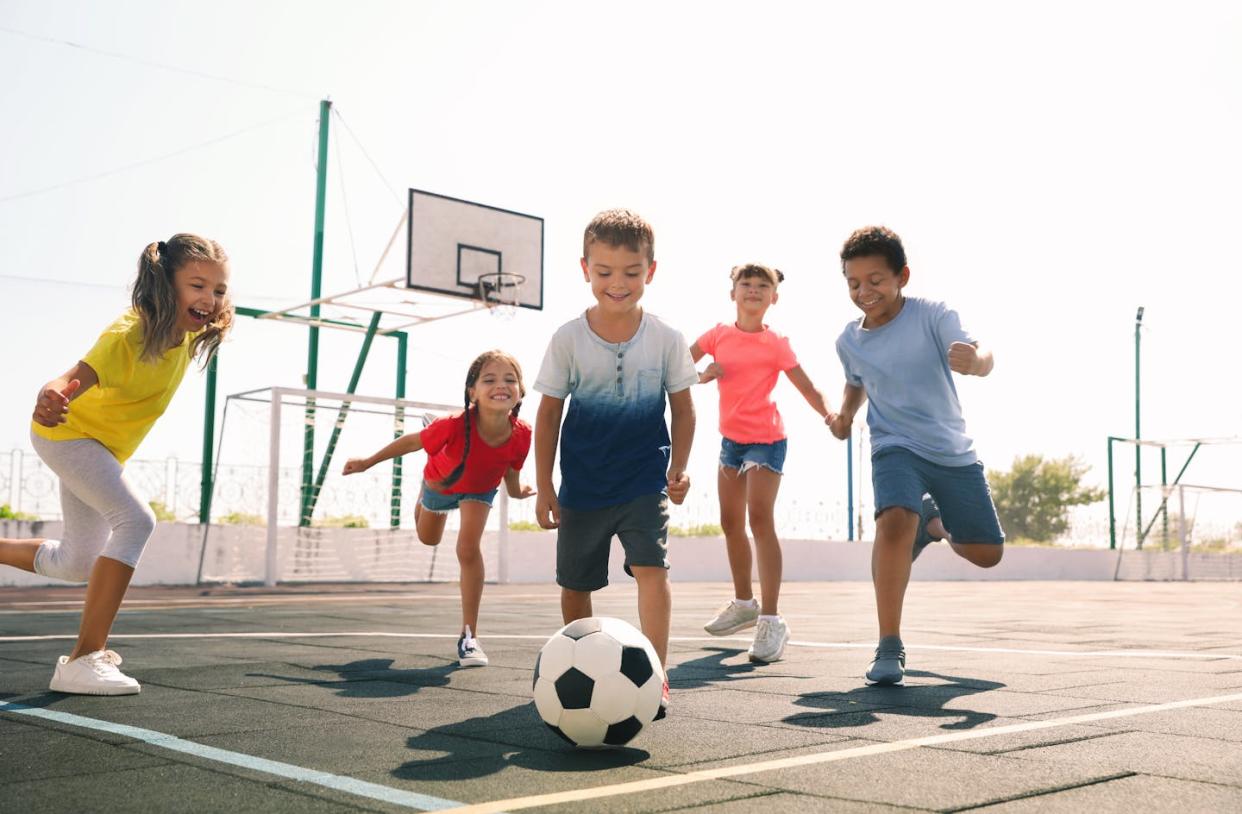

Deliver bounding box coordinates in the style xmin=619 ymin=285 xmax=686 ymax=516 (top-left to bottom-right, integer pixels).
xmin=148 ymin=500 xmax=177 ymax=522
xmin=987 ymin=455 xmax=1105 ymax=543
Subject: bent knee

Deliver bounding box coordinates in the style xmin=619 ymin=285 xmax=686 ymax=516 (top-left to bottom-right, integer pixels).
xmin=959 ymin=544 xmax=1003 ymax=568
xmin=417 ymin=534 xmax=441 ymax=547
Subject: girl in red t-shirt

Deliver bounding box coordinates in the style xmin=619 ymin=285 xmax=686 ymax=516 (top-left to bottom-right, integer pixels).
xmin=343 ymin=350 xmax=533 ymax=666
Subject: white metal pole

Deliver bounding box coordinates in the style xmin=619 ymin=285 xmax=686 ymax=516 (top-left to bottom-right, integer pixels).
xmin=497 ymin=490 xmax=510 ymax=584
xmin=1178 ymin=484 xmax=1188 ymax=582
xmin=266 ymin=389 xmax=283 ymax=587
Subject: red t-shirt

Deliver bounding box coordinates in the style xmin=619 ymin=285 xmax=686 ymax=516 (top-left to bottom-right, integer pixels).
xmin=420 ymin=410 xmax=531 ymax=494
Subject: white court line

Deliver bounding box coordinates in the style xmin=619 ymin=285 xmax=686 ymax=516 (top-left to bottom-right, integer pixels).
xmin=0 ymin=701 xmax=471 ymax=812
xmin=0 ymin=593 xmax=554 ymax=610
xmin=437 ymin=691 xmax=1242 ymax=814
xmin=1 ymin=631 xmax=1239 ymax=661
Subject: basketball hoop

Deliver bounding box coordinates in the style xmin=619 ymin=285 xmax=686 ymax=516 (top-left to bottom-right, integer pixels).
xmin=477 ymin=272 xmax=525 ymax=319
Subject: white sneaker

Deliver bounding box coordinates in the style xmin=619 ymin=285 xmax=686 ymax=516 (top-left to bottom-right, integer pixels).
xmin=457 ymin=629 xmax=488 ymax=667
xmin=703 ymin=599 xmax=759 ymax=636
xmin=748 ymin=617 xmax=790 ymax=664
xmin=49 ymin=650 xmax=141 ymax=695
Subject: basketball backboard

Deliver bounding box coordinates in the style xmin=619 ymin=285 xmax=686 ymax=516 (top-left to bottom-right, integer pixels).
xmin=405 ymin=189 xmax=544 ymax=311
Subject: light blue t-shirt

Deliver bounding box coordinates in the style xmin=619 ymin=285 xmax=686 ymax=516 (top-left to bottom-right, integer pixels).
xmin=535 ymin=310 xmax=698 ymax=510
xmin=835 ymin=296 xmax=978 ymax=467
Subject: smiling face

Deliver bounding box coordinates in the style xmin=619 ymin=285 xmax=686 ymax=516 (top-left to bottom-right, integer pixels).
xmin=843 ymin=254 xmax=909 ymax=328
xmin=731 ymin=272 xmax=778 ymax=319
xmin=172 ymin=260 xmax=230 ymax=334
xmin=580 ymin=241 xmax=656 ymax=317
xmin=468 ymin=358 xmax=524 ymax=415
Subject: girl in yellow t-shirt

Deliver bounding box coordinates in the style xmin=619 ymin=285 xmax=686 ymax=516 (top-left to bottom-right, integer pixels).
xmin=0 ymin=234 xmax=233 ymax=695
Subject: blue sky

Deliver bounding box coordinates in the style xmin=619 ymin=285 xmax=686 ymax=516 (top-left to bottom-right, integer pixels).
xmin=3 ymin=1 xmax=1240 ymax=538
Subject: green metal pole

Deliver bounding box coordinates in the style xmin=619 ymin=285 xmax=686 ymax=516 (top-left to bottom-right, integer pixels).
xmin=199 ymin=354 xmax=218 ymax=524
xmin=1107 ymin=436 xmax=1116 ymax=550
xmin=304 ymin=312 xmax=381 ymax=520
xmin=1134 ymin=306 xmax=1144 ymax=548
xmin=301 ymin=99 xmax=332 ymax=527
xmin=1160 ymin=447 xmax=1168 ymax=547
xmin=391 ymin=332 xmax=408 ymax=528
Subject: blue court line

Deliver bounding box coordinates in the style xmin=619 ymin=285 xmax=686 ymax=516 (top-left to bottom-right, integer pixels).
xmin=0 ymin=701 xmax=474 ymax=812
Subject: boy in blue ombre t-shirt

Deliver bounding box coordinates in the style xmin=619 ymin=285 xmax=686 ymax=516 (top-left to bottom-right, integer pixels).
xmin=534 ymin=209 xmax=698 ymax=719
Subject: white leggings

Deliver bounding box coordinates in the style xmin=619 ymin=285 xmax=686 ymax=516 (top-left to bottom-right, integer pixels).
xmin=30 ymin=431 xmax=156 ymax=582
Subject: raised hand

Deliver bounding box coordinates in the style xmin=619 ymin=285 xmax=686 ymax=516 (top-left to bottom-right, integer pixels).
xmin=341 ymin=458 xmax=371 ymax=476
xmin=948 ymin=341 xmax=980 ymax=375
xmin=32 ymin=379 xmax=80 ymax=428
xmin=667 ymin=470 xmax=690 ymax=505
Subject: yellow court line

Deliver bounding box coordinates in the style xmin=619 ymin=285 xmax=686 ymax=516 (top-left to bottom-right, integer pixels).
xmin=440 ymin=691 xmax=1242 ymax=814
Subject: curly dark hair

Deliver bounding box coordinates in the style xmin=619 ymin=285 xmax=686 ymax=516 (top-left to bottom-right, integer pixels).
xmin=839 ymin=226 xmax=906 ymax=275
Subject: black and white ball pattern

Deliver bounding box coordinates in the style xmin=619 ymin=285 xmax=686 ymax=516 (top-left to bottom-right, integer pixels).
xmin=532 ymin=616 xmax=664 ymax=748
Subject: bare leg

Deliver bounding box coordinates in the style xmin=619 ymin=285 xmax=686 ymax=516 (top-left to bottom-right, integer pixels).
xmin=561 ymin=587 xmax=592 ymax=623
xmin=717 ymin=467 xmax=752 ymax=600
xmin=69 ymin=556 xmax=134 ymax=660
xmin=950 ymin=541 xmax=1003 ymax=567
xmin=0 ymin=538 xmax=42 ymax=572
xmin=745 ymin=467 xmax=783 ymax=616
xmin=872 ymin=508 xmax=919 ymax=639
xmin=631 ymin=566 xmax=671 ymax=668
xmin=455 ymin=501 xmax=490 ymax=634
xmin=416 ymin=505 xmax=448 ymax=546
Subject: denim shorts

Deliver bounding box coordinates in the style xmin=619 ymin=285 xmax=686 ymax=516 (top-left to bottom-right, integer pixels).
xmin=719 ymin=437 xmax=787 ymax=475
xmin=420 ymin=483 xmax=498 ymax=513
xmin=871 ymin=446 xmax=1004 ymax=545
xmin=556 ymin=493 xmax=670 ymax=592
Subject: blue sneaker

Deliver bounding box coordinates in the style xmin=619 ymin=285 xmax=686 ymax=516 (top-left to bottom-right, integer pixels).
xmin=865 ymin=635 xmax=906 ymax=686
xmin=457 ymin=627 xmax=488 ymax=667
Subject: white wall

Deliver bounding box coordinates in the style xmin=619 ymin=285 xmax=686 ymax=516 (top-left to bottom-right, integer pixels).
xmin=2 ymin=520 xmax=1194 ymax=587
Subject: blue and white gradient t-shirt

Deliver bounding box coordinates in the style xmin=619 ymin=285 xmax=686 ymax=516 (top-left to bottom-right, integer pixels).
xmin=835 ymin=297 xmax=978 ymax=467
xmin=535 ymin=311 xmax=698 ymax=510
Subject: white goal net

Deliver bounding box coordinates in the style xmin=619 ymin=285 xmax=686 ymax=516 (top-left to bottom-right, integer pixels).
xmin=197 ymin=387 xmax=515 ymax=585
xmin=1113 ymin=482 xmax=1242 ymax=581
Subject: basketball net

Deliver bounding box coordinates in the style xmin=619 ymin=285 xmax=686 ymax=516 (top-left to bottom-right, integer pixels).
xmin=478 ymin=272 xmax=525 ymax=320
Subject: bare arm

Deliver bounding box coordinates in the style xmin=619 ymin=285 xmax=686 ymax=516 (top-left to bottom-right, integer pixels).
xmin=504 ymin=466 xmax=534 ymax=499
xmin=534 ymin=395 xmax=565 ymax=528
xmin=948 ymin=341 xmax=994 ymax=377
xmin=783 ymin=365 xmax=831 ymax=420
xmin=828 ymin=383 xmax=867 ymax=440
xmin=33 ymin=360 xmax=100 ymax=427
xmin=666 ymin=387 xmax=696 ymax=504
xmin=342 ymin=433 xmax=423 ymax=475
xmin=688 ymin=341 xmax=721 ymax=384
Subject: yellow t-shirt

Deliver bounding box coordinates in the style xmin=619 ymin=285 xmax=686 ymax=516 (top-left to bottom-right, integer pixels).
xmin=32 ymin=310 xmax=196 ymax=463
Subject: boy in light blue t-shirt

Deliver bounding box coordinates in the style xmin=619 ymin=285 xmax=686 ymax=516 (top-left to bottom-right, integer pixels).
xmin=828 ymin=226 xmax=1005 ymax=687
xmin=534 ymin=208 xmax=698 ymax=718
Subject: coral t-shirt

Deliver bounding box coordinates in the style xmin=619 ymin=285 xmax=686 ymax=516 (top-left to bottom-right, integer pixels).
xmin=696 ymin=323 xmax=799 ymax=444
xmin=419 ymin=409 xmax=531 ymax=494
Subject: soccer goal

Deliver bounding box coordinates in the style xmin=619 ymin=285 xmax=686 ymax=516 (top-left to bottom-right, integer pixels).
xmin=1109 ymin=436 xmax=1242 ymax=581
xmin=197 ymin=386 xmax=517 ymax=586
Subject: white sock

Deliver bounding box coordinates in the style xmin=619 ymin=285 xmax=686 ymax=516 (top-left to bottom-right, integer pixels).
xmin=758 ymin=614 xmax=781 ymax=623
xmin=734 ymin=598 xmax=758 ymax=608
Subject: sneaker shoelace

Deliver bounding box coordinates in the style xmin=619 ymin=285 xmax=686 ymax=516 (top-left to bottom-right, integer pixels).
xmin=873 ymin=644 xmax=905 ymax=664
xmin=85 ymin=650 xmax=125 ymax=677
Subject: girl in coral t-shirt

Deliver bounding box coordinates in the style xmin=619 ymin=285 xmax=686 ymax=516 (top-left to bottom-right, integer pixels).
xmin=691 ymin=264 xmax=835 ymax=664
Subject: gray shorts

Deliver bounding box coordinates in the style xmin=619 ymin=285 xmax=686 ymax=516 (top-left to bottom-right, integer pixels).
xmin=556 ymin=493 xmax=670 ymax=592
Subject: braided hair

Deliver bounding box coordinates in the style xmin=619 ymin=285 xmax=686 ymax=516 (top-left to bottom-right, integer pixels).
xmin=437 ymin=350 xmax=526 ymax=489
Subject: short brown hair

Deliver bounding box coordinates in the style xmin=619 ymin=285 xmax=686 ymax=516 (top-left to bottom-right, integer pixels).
xmin=729 ymin=263 xmax=784 ymax=286
xmin=839 ymin=226 xmax=907 ymax=274
xmin=583 ymin=208 xmax=654 ymax=264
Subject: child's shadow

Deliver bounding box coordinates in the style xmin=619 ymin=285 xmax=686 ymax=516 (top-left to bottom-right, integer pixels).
xmin=392 ymin=703 xmax=649 ymax=782
xmin=248 ymin=658 xmax=455 ymax=698
xmin=668 ymin=646 xmax=808 ymax=690
xmin=784 ymin=670 xmax=1005 ymax=731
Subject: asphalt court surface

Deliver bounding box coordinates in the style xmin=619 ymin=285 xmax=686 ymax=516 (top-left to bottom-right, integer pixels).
xmin=2 ymin=580 xmax=1241 ymax=812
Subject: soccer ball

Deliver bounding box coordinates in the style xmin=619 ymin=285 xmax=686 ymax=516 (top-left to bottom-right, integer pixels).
xmin=532 ymin=616 xmax=665 ymax=748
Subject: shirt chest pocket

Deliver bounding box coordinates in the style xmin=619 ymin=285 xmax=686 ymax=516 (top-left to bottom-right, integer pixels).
xmin=636 ymin=368 xmax=663 ymax=401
